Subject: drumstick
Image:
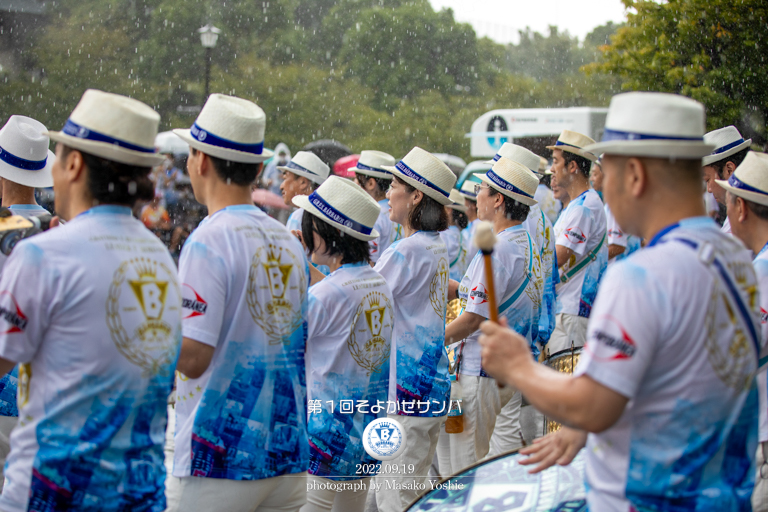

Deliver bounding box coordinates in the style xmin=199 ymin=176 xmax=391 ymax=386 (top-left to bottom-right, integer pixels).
xmin=474 ymin=221 xmax=498 ymax=322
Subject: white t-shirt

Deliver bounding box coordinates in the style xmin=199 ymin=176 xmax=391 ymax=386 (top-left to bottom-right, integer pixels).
xmin=575 ymin=216 xmax=761 ymax=511
xmin=553 ymin=189 xmax=608 ymax=317
xmin=175 ymin=205 xmax=309 ymax=481
xmin=753 ymin=243 xmax=768 ymax=443
xmin=522 ymin=204 xmax=556 ymax=346
xmin=464 ymin=218 xmax=480 ymax=264
xmin=286 ymin=207 xmax=303 ymax=233
xmin=374 ymin=231 xmax=451 ymax=417
xmin=369 ymin=199 xmax=395 ymax=264
xmin=440 ymin=225 xmax=469 ymax=282
xmin=535 ymin=183 xmax=561 ymax=224
xmin=0 ymin=204 xmax=51 ymax=419
xmin=605 ymin=205 xmax=642 ymax=264
xmin=721 ymin=216 xmax=732 ymax=234
xmin=0 ymin=205 xmax=182 ymax=512
xmin=457 ymin=225 xmax=542 ymax=375
xmin=306 ymin=262 xmax=393 ymax=479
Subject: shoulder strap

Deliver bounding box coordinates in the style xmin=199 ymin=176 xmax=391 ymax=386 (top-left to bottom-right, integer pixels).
xmin=670 ymin=236 xmax=760 ymax=358
xmin=559 ymin=231 xmax=606 ymax=285
xmin=498 ymin=232 xmax=534 ymax=314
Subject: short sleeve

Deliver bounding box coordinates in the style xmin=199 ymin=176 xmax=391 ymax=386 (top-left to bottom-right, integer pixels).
xmin=0 ymin=241 xmax=55 ymax=364
xmin=178 ymin=238 xmax=227 ymax=347
xmin=574 ymin=262 xmax=660 ymax=399
xmin=555 ymin=205 xmax=593 ymax=256
xmin=306 ymin=289 xmax=332 ymax=341
xmin=374 ymin=244 xmax=415 ymax=298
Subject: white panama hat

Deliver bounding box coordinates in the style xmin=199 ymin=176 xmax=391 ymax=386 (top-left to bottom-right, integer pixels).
xmin=702 ymin=126 xmax=753 ymax=166
xmin=0 ymin=116 xmax=54 ymax=188
xmin=538 ymin=156 xmax=548 ymax=173
xmin=478 ymin=157 xmax=539 ymax=206
xmin=383 ymin=147 xmax=456 ymax=205
xmin=174 ymin=94 xmax=273 ymax=164
xmin=292 ymin=175 xmax=381 ymax=241
xmin=715 ymin=152 xmax=768 ymax=207
xmin=484 ymin=142 xmax=543 ymax=176
xmin=459 ymin=179 xmax=478 ymax=201
xmin=47 ymin=89 xmax=163 ymax=167
xmin=351 ymin=150 xmax=396 ymax=180
xmin=278 ymin=151 xmax=330 ymax=185
xmin=584 ymin=92 xmax=715 ymax=159
xmin=447 ymin=189 xmax=468 ymax=213
xmin=546 ymin=129 xmax=598 ymax=163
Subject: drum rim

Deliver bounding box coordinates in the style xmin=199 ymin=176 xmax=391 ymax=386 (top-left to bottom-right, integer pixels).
xmin=404 ymin=447 xmax=521 ymax=511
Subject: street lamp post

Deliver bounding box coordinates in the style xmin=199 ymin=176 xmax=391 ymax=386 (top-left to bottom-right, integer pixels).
xmin=198 ymin=24 xmax=221 ymax=103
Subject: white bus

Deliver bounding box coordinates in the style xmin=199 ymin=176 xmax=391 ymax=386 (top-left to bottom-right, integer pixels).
xmin=467 ymin=107 xmax=609 ymax=159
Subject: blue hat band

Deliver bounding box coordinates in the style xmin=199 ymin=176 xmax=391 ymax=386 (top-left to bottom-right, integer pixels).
xmin=308 ymin=191 xmax=373 ymax=235
xmin=728 ymin=174 xmax=767 ymax=197
xmin=602 ymin=128 xmax=703 ymax=143
xmin=0 ymin=146 xmax=47 ymax=171
xmin=356 ymin=162 xmax=391 ymax=175
xmin=711 ymin=138 xmax=746 ymax=156
xmin=286 ymin=160 xmax=318 ymax=176
xmin=190 ymin=122 xmax=264 ymax=155
xmin=62 ymin=119 xmax=155 ymax=153
xmin=395 ymin=161 xmax=449 ymax=198
xmin=486 ymin=170 xmax=533 ymax=199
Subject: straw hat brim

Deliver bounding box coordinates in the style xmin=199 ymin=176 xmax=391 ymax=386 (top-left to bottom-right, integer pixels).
xmin=702 ymin=139 xmax=753 ymax=166
xmin=546 ymin=145 xmax=598 ymax=162
xmin=477 ymin=174 xmax=537 ymax=206
xmin=447 ymin=203 xmax=468 ymax=213
xmin=0 ymin=149 xmax=54 ymax=188
xmin=715 ymin=178 xmax=768 ymax=207
xmin=47 ymin=131 xmax=164 ymax=167
xmin=174 ymin=129 xmax=273 ymax=164
xmin=292 ymin=195 xmax=379 ymax=242
xmin=382 ymin=165 xmax=453 ymax=205
xmin=277 ymin=165 xmax=326 ymax=184
xmin=352 ymin=167 xmax=393 ymax=180
xmin=583 ymin=140 xmax=715 ymax=159
xmin=459 ymin=192 xmax=477 ymax=202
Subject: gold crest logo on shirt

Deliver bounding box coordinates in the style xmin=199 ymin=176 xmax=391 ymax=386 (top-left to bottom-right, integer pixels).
xmin=107 ymin=258 xmax=181 ymax=375
xmin=429 ymin=257 xmax=450 ymax=320
xmin=17 ymin=362 xmax=31 ymax=408
xmin=247 ymin=243 xmax=306 ymax=345
xmin=348 ymin=291 xmax=392 ymax=375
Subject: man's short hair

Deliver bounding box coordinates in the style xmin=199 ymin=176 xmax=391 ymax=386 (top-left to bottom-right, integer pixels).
xmin=739 ymin=196 xmax=768 ymax=222
xmin=393 ymin=176 xmax=448 ymax=232
xmin=60 ymin=145 xmax=154 ymax=207
xmin=487 ymin=187 xmax=530 ymax=221
xmin=192 ymin=147 xmax=261 ymax=186
xmin=563 ymin=151 xmax=592 ymax=180
xmin=709 ymin=148 xmax=750 ymax=179
xmin=356 ymin=174 xmax=390 ymax=195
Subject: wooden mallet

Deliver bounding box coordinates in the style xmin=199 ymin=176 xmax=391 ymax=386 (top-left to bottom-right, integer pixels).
xmin=474 ymin=221 xmax=499 ymax=323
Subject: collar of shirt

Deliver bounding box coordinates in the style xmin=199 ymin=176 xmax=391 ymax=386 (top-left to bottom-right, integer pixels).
xmin=8 ymin=204 xmax=47 ymax=212
xmin=648 ymin=216 xmax=718 ymax=247
xmin=756 ymin=240 xmax=768 ymax=260
xmin=201 ymin=204 xmax=262 ymax=227
xmin=498 ymin=224 xmax=526 ymax=237
xmin=78 ymin=205 xmax=132 ymax=217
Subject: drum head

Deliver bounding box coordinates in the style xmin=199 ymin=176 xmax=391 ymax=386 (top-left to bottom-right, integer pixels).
xmin=405 ymin=449 xmax=586 ymax=511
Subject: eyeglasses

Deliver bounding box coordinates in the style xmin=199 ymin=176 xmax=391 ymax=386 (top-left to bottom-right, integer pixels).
xmin=473 ymin=183 xmax=490 ymax=195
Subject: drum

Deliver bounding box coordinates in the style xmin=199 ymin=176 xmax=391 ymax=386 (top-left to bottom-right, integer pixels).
xmin=544 ymin=347 xmax=583 ymax=435
xmin=406 ymin=449 xmax=586 ymax=511
xmin=445 ymin=298 xmax=462 ymax=325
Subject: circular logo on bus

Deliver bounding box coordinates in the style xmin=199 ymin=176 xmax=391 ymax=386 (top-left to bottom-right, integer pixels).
xmin=363 ymin=417 xmax=406 ymax=461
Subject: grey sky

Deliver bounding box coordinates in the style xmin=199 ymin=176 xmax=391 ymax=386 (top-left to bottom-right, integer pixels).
xmin=428 ymin=0 xmax=629 ymax=44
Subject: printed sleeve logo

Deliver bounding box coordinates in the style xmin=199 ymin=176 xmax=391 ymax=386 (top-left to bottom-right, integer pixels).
xmin=429 ymin=257 xmax=450 ymax=320
xmin=181 ymin=285 xmax=208 ymax=318
xmin=247 ymin=243 xmax=307 ymax=345
xmin=761 ymin=307 xmax=767 ymax=324
xmin=107 ymin=257 xmax=182 ymax=375
xmin=587 ymin=315 xmax=637 ymax=361
xmin=608 ymin=228 xmax=624 ymax=239
xmin=0 ymin=292 xmax=27 ymax=334
xmin=349 ymin=291 xmax=392 ymax=375
xmin=470 ymin=284 xmax=489 ymax=305
xmin=564 ymin=227 xmax=586 ymax=244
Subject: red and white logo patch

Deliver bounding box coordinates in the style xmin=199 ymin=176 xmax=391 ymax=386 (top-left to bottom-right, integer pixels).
xmin=469 ymin=284 xmax=489 ymax=305
xmin=181 ymin=284 xmax=208 ymax=319
xmin=564 ymin=227 xmax=587 ymax=244
xmin=586 ymin=314 xmax=637 ymax=361
xmin=0 ymin=291 xmax=27 ymax=334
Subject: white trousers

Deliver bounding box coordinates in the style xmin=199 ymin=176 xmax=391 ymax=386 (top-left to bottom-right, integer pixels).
xmin=436 ymin=376 xmax=500 ymax=476
xmin=487 ymin=386 xmax=524 ymax=457
xmin=164 ymin=473 xmax=307 ymax=512
xmin=0 ymin=415 xmax=16 ymax=493
xmin=301 ymin=476 xmax=370 ymax=512
xmin=755 ymin=441 xmax=768 ymax=512
xmin=547 ymin=313 xmax=589 ymax=355
xmin=375 ymin=414 xmax=444 ymax=512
